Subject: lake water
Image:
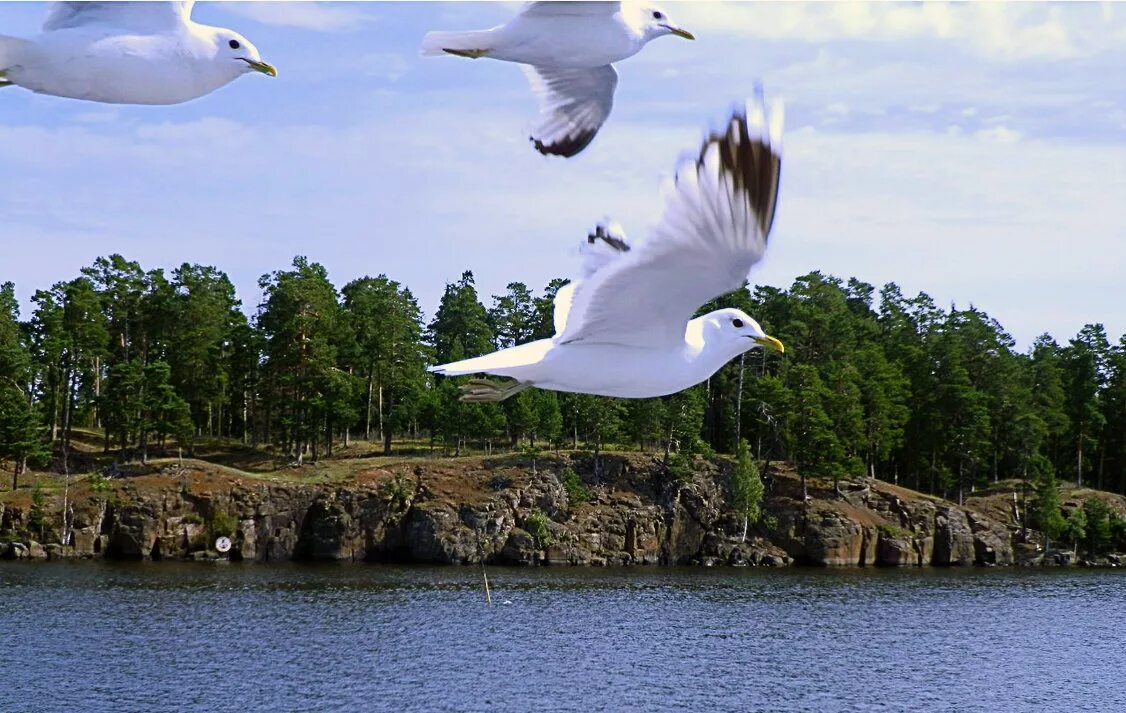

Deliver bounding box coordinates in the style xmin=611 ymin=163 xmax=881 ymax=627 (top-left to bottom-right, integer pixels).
xmin=2 ymin=563 xmax=1123 ymax=712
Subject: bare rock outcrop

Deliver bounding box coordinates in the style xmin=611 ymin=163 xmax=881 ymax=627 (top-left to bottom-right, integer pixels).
xmin=0 ymin=455 xmax=1024 ymax=568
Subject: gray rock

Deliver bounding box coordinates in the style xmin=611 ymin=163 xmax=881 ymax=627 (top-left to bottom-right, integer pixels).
xmin=967 ymin=511 xmax=1014 ymax=566
xmin=933 ymin=507 xmax=975 ymax=566
xmin=876 ymin=531 xmax=915 ymax=566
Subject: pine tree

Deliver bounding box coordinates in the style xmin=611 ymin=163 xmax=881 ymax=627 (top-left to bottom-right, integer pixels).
xmin=1032 ymin=470 xmax=1066 ymax=553
xmin=256 ymin=257 xmax=347 ymax=462
xmin=1064 ymin=325 xmax=1109 ymax=487
xmin=1082 ymin=498 xmax=1113 ymax=557
xmin=787 ymin=364 xmax=842 ymax=500
xmin=0 ymin=283 xmax=45 ymax=489
xmin=167 ymin=264 xmax=242 ymax=440
xmin=488 ymin=282 xmax=537 ymax=348
xmin=427 ymin=272 xmax=503 ymax=454
xmin=342 ymin=276 xmax=428 ymax=454
xmin=731 ymin=439 xmax=765 ymax=542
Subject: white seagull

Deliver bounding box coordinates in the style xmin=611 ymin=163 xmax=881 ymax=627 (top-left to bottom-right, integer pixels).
xmin=420 ymin=1 xmax=694 ymax=158
xmin=0 ymin=1 xmax=276 ymax=105
xmin=430 ymin=96 xmax=786 ymax=401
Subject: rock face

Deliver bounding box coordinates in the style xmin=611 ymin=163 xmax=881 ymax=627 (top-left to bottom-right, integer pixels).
xmin=934 ymin=507 xmax=977 ymax=566
xmin=0 ymin=455 xmax=1021 ymax=567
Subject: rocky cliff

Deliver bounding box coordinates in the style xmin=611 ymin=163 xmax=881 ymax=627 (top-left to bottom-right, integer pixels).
xmin=0 ymin=453 xmax=1037 ymax=566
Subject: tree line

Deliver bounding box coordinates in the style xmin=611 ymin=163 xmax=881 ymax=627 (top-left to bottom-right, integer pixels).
xmin=2 ymin=254 xmax=1125 ymax=506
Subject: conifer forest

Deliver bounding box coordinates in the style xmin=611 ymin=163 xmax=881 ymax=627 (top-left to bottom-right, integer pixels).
xmin=3 ymin=253 xmax=1125 ymax=506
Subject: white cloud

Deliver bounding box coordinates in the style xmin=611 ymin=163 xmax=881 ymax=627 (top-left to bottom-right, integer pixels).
xmin=973 ymin=126 xmax=1022 ymax=144
xmin=754 ymin=127 xmax=1125 ymax=346
xmin=672 ymin=1 xmax=1118 ymax=61
xmin=3 ymin=107 xmax=1122 ymax=348
xmin=361 ymin=52 xmax=410 ymax=82
xmin=218 ymin=2 xmax=376 ymax=32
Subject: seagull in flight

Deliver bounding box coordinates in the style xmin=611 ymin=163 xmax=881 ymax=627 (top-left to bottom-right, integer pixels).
xmin=421 ymin=1 xmax=695 ymax=158
xmin=430 ymin=94 xmax=786 ymax=401
xmin=0 ymin=1 xmax=276 ymax=105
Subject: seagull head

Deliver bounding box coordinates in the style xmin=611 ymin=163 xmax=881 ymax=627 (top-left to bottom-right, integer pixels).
xmin=706 ymin=308 xmax=784 ymax=358
xmin=210 ymin=28 xmax=277 ymax=78
xmin=638 ymin=6 xmax=695 ymax=42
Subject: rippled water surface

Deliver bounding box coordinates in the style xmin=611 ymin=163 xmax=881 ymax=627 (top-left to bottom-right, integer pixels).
xmin=3 ymin=563 xmax=1125 ymax=712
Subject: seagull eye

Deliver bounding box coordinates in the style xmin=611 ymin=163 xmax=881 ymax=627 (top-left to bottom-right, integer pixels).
xmin=652 ymin=11 xmax=664 ymax=20
xmin=732 ymin=318 xmax=744 ymax=328
xmin=229 ymin=40 xmax=241 ymax=50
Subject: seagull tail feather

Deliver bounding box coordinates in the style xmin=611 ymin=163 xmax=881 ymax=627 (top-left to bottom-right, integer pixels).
xmin=0 ymin=35 xmax=28 ymax=74
xmin=420 ymin=30 xmax=494 ymax=58
xmin=457 ymin=379 xmax=530 ymax=403
xmin=428 ymin=341 xmax=550 ymax=381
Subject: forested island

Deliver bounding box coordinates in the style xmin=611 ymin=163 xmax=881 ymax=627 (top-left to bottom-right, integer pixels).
xmin=1 ymin=254 xmax=1125 ymax=565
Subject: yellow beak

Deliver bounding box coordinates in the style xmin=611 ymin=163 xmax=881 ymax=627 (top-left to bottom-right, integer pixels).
xmin=242 ymin=58 xmax=278 ymax=77
xmin=755 ymin=335 xmax=785 ymax=354
xmin=668 ymin=26 xmax=695 ymax=40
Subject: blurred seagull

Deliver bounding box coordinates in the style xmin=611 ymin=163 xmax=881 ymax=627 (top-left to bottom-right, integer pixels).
xmin=421 ymin=1 xmax=694 ymax=158
xmin=430 ymin=94 xmax=786 ymax=401
xmin=0 ymin=1 xmax=276 ymax=105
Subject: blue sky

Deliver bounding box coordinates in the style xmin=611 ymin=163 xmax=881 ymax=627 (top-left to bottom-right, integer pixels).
xmin=1 ymin=1 xmax=1124 ymax=349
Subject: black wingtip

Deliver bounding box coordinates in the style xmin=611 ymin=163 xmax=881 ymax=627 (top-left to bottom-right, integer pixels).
xmin=701 ymin=93 xmax=783 ymax=238
xmin=586 ymin=223 xmax=630 ymax=253
xmin=531 ymin=130 xmax=598 ymax=158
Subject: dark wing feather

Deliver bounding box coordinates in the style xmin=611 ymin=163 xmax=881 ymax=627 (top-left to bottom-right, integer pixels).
xmin=554 ymin=98 xmax=784 ymax=348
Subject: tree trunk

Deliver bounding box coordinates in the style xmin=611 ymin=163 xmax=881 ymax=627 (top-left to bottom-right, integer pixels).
xmin=49 ymin=385 xmax=59 ymax=443
xmin=365 ymin=371 xmax=374 ymax=441
xmin=61 ymin=359 xmax=74 ymax=461
xmin=1077 ymin=435 xmax=1084 ymax=487
xmin=378 ymin=385 xmax=385 ymax=448
xmin=382 ymin=388 xmax=393 ymax=456
xmin=735 ymin=353 xmax=745 ymax=450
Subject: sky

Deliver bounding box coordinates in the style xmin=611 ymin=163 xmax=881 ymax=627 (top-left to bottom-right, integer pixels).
xmin=1 ymin=1 xmax=1124 ymax=350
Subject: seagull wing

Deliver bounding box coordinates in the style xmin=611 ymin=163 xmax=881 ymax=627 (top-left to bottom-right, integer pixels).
xmin=552 ymin=220 xmax=632 ymax=334
xmin=44 ymin=1 xmax=194 ymax=33
xmin=520 ymin=2 xmax=620 ymax=18
xmin=523 ymin=64 xmax=617 ymax=158
xmin=554 ymin=97 xmax=784 ymax=349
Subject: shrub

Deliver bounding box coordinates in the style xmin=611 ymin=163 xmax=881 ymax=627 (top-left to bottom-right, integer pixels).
xmin=381 ymin=474 xmax=413 ymax=508
xmin=561 ymin=467 xmax=591 ymax=505
xmin=28 ymin=483 xmax=48 ymax=536
xmin=524 ymin=509 xmax=553 ymax=550
xmin=877 ymin=523 xmax=911 ymax=539
xmin=1082 ymin=498 xmax=1113 ymax=556
xmin=88 ymin=472 xmax=111 ymax=494
xmin=208 ymin=510 xmax=238 ymax=541
xmin=667 ymin=451 xmax=696 ymax=486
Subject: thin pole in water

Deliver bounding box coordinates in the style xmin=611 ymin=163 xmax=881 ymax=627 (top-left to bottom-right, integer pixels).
xmin=476 ymin=528 xmax=492 ymax=605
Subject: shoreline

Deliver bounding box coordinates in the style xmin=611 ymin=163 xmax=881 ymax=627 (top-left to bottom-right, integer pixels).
xmin=2 ymin=452 xmax=1123 ymax=569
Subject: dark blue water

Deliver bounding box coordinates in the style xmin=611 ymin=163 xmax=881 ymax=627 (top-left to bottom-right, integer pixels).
xmin=2 ymin=563 xmax=1123 ymax=712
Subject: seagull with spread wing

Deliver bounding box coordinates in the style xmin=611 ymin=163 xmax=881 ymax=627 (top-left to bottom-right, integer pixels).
xmin=0 ymin=1 xmax=276 ymax=105
xmin=420 ymin=1 xmax=694 ymax=158
xmin=430 ymin=96 xmax=785 ymax=401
